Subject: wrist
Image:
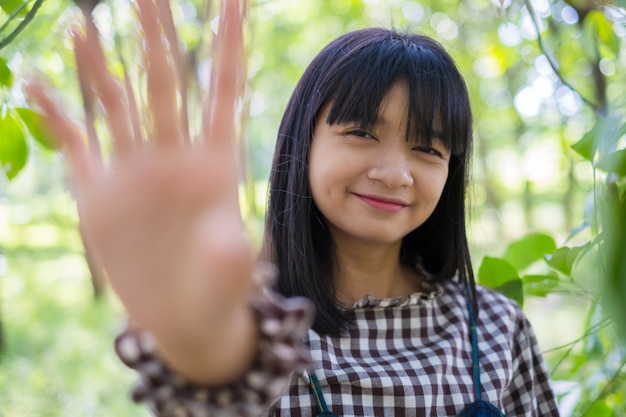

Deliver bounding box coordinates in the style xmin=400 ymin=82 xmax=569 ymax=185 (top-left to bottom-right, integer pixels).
xmin=153 ymin=301 xmax=258 ymax=386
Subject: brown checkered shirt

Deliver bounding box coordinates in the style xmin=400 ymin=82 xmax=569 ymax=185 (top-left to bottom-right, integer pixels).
xmin=116 ymin=279 xmax=560 ymax=417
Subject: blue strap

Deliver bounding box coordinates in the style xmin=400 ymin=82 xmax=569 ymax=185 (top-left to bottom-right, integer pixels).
xmin=308 ymin=371 xmax=339 ymax=416
xmin=466 ymin=285 xmax=482 ymax=401
xmin=460 ymin=283 xmax=507 ymax=417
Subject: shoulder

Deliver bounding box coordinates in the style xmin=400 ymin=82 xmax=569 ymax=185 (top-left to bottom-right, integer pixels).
xmin=475 ymin=284 xmax=523 ymax=319
xmin=441 ymin=280 xmax=528 ymax=333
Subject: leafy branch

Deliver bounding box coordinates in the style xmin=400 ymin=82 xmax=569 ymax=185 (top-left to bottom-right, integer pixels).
xmin=0 ymin=0 xmax=46 ymax=51
xmin=522 ymin=0 xmax=605 ymax=116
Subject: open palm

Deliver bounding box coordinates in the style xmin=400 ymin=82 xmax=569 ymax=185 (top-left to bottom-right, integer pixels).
xmin=27 ymin=0 xmax=256 ymax=384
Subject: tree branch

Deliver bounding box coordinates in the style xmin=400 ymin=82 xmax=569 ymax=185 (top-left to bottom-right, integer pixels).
xmin=522 ymin=0 xmax=604 ymax=116
xmin=0 ymin=0 xmax=31 ymax=35
xmin=0 ymin=0 xmax=46 ymax=51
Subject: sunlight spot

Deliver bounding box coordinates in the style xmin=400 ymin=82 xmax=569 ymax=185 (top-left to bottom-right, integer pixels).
xmin=430 ymin=13 xmax=458 ymax=40
xmin=615 ymin=22 xmax=626 ymax=37
xmin=531 ymin=0 xmax=552 ymax=17
xmin=534 ymin=55 xmax=553 ymax=75
xmin=514 ymin=86 xmax=541 ymax=118
xmin=474 ymin=56 xmax=502 ymax=79
xmin=250 ymin=93 xmax=267 ymax=117
xmin=523 ymin=145 xmax=560 ymax=185
xmin=93 ymin=4 xmax=114 ymax=40
xmin=599 ymin=58 xmax=616 ymax=76
xmin=211 ymin=15 xmax=219 ymax=34
xmin=180 ymin=2 xmax=197 ymax=20
xmin=402 ymin=3 xmax=425 ymax=22
xmin=560 ymin=5 xmax=578 ymax=24
xmin=197 ymin=58 xmax=210 ymax=90
xmin=520 ymin=9 xmax=542 ymax=39
xmin=556 ymin=86 xmax=582 ymax=116
xmin=498 ymin=22 xmax=522 ymax=46
xmin=532 ymin=76 xmax=554 ymax=100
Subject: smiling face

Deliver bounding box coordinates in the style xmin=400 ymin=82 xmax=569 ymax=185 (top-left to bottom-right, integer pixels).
xmin=308 ymin=82 xmax=451 ymax=250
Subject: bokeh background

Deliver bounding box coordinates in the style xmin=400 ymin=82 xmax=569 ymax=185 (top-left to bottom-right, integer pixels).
xmin=0 ymin=0 xmax=625 ymax=415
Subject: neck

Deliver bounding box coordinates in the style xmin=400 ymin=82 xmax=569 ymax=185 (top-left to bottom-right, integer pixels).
xmin=331 ymin=240 xmax=422 ymax=305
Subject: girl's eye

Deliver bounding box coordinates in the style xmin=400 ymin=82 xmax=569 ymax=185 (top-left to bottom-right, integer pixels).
xmin=413 ymin=146 xmax=444 ymax=158
xmin=347 ymin=129 xmax=374 ymax=139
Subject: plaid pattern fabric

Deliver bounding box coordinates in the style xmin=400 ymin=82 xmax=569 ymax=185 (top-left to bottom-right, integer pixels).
xmin=266 ymin=281 xmax=559 ymax=417
xmin=117 ymin=278 xmax=559 ymax=417
xmin=115 ymin=263 xmax=314 ymax=417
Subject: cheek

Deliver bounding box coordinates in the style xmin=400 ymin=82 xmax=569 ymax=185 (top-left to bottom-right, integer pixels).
xmin=308 ymin=150 xmax=336 ymax=207
xmin=419 ymin=166 xmax=449 ymax=204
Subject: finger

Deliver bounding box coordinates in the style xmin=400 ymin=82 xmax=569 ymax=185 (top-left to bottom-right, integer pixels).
xmin=74 ymin=7 xmax=103 ymax=167
xmin=69 ymin=28 xmax=102 ymax=166
xmin=136 ymin=0 xmax=179 ymax=145
xmin=155 ymin=0 xmax=190 ymax=142
xmin=202 ymin=0 xmax=244 ymax=151
xmin=73 ymin=16 xmax=135 ymax=158
xmin=24 ymin=79 xmax=96 ymax=185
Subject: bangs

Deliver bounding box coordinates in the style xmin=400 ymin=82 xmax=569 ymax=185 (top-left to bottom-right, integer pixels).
xmin=325 ymin=34 xmax=470 ymax=155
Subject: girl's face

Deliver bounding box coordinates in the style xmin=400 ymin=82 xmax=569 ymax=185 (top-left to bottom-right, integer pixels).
xmin=308 ymin=82 xmax=451 ymax=249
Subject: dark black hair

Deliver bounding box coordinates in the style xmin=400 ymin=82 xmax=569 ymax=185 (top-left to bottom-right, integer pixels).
xmin=263 ymin=28 xmax=474 ymax=336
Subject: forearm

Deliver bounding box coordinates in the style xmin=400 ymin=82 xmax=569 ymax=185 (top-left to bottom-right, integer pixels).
xmin=115 ymin=281 xmax=314 ymax=416
xmin=153 ymin=300 xmax=258 ymax=386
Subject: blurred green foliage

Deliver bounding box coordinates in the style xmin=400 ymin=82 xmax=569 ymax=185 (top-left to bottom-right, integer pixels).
xmin=0 ymin=0 xmax=625 ymax=415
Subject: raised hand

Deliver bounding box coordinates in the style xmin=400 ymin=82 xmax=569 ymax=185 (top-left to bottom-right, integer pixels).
xmin=26 ymin=0 xmax=257 ymax=385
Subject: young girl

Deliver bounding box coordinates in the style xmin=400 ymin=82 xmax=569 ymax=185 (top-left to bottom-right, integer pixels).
xmin=28 ymin=0 xmax=560 ymax=416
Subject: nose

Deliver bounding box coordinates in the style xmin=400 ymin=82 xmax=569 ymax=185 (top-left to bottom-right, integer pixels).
xmin=366 ymin=145 xmax=414 ymax=188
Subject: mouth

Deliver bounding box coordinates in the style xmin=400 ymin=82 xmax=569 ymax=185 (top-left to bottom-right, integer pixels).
xmin=353 ymin=193 xmax=409 ymax=213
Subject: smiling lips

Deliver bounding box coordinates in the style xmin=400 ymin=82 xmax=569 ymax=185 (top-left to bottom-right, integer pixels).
xmin=353 ymin=193 xmax=409 ymax=213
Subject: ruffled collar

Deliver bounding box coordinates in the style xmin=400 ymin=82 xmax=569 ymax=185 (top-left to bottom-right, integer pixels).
xmin=339 ymin=283 xmax=443 ymax=310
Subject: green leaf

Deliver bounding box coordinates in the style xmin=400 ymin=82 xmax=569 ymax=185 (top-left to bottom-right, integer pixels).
xmin=497 ymin=279 xmax=523 ymax=306
xmin=15 ymin=107 xmax=58 ymax=151
xmin=478 ymin=257 xmax=523 ymax=304
xmin=545 ymin=245 xmax=588 ymax=277
xmin=522 ymin=274 xmax=559 ymax=297
xmin=478 ymin=256 xmax=519 ymax=288
xmin=596 ymin=149 xmax=626 ymax=176
xmin=572 ymin=118 xmax=625 ymax=163
xmin=0 ymin=110 xmax=29 ymax=180
xmin=0 ymin=57 xmax=13 ymax=88
xmin=503 ymin=233 xmax=557 ymax=271
xmin=0 ymin=0 xmax=28 ymax=17
xmin=572 ymin=128 xmax=596 ymax=162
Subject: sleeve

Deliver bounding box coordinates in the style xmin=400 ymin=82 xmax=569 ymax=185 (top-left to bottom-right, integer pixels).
xmin=502 ymin=311 xmax=560 ymax=417
xmin=114 ymin=263 xmax=314 ymax=417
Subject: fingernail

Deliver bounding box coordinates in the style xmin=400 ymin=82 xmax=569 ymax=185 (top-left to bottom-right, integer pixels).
xmin=68 ymin=25 xmax=84 ymax=39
